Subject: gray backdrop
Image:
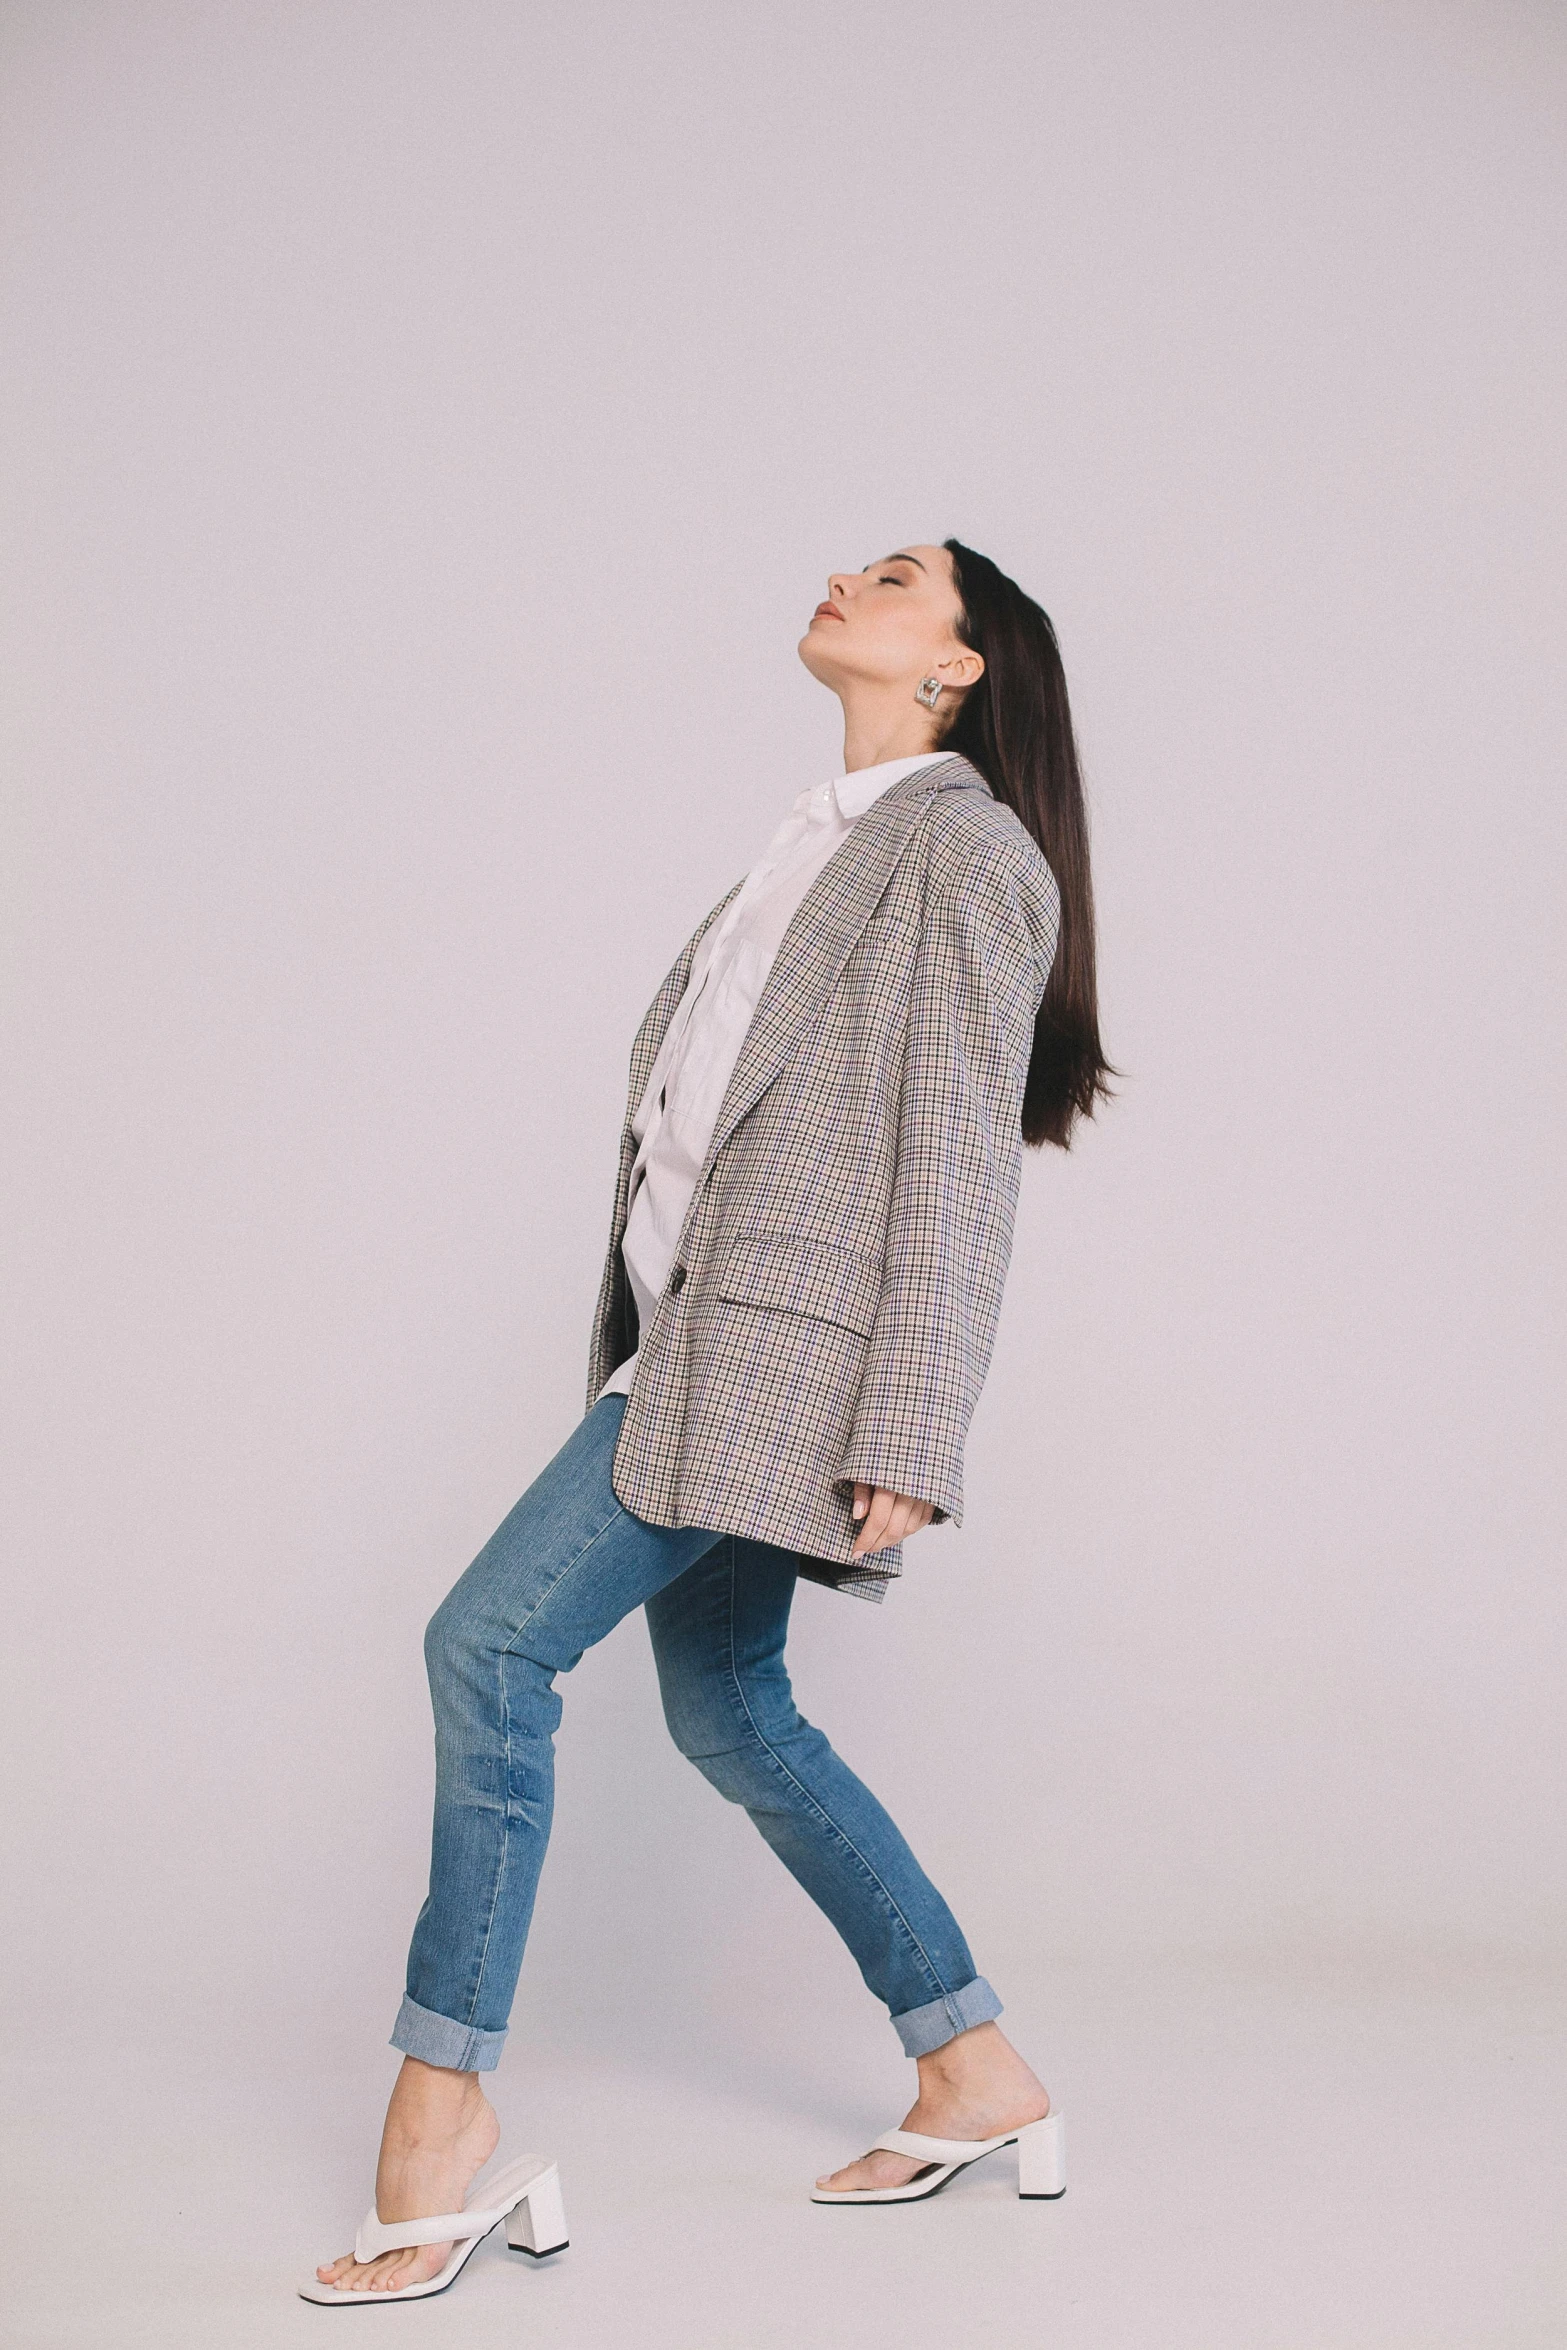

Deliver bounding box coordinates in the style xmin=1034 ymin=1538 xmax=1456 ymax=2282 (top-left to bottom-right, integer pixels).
xmin=4 ymin=0 xmax=1563 ymax=2129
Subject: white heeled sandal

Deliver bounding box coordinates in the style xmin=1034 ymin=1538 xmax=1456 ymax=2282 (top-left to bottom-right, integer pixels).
xmin=810 ymin=2111 xmax=1065 ymax=2204
xmin=298 ymin=2151 xmax=569 ymax=2305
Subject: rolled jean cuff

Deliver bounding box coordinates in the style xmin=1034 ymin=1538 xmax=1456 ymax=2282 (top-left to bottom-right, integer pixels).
xmin=390 ymin=1993 xmax=507 ymax=2074
xmin=892 ymin=1974 xmax=1004 ymax=2058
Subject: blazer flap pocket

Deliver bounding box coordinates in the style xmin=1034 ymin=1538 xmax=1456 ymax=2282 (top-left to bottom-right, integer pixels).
xmin=712 ymin=1235 xmax=884 ymax=1339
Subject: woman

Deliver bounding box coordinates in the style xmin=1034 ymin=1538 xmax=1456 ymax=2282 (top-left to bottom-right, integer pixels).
xmin=305 ymin=539 xmax=1112 ymax=2303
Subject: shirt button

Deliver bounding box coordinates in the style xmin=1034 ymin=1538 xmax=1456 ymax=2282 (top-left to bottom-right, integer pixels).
xmin=668 ymin=1265 xmax=687 ymax=1293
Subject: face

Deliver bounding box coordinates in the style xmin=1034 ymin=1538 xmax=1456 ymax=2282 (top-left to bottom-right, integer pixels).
xmin=797 ymin=544 xmax=985 ymax=702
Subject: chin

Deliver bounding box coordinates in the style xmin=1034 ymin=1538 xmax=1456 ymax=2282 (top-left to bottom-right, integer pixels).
xmin=798 ymin=626 xmax=843 ymax=681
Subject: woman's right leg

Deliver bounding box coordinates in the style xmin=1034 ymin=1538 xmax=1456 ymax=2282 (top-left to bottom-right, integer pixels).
xmin=395 ymin=1393 xmax=726 ymax=2072
xmin=316 ymin=1392 xmax=725 ymax=2296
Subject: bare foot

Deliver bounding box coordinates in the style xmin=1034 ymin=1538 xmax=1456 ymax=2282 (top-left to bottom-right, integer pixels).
xmin=315 ymin=2056 xmax=501 ymax=2296
xmin=816 ymin=2021 xmax=1050 ymax=2194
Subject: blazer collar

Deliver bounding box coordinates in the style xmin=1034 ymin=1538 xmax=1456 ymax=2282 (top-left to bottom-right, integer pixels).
xmin=699 ymin=753 xmax=989 ymax=1172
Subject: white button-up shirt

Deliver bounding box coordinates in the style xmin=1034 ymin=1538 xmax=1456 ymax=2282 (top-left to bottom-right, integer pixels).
xmin=598 ymin=752 xmax=945 ymax=1401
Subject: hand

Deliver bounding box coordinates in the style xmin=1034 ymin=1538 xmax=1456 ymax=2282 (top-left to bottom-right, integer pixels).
xmin=850 ymin=1483 xmax=935 ymax=1558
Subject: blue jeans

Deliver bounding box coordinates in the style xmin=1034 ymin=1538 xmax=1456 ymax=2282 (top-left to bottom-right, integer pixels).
xmin=391 ymin=1394 xmax=1002 ymax=2071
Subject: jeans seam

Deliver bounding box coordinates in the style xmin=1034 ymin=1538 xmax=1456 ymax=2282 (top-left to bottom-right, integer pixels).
xmin=462 ymin=1500 xmax=628 ymax=2031
xmin=720 ymin=1538 xmax=953 ymax=2007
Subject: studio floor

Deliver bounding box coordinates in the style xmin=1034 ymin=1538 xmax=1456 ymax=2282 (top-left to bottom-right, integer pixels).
xmin=6 ymin=1949 xmax=1564 ymax=2350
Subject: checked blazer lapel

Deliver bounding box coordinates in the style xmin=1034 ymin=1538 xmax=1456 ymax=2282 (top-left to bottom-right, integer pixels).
xmin=698 ymin=754 xmax=977 ymax=1177
xmin=601 ymin=875 xmax=744 ymax=1288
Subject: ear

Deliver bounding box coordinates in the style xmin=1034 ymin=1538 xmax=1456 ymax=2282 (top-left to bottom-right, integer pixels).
xmin=937 ymin=649 xmax=986 ymax=691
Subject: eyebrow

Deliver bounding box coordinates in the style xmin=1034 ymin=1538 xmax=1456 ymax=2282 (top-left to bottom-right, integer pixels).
xmin=869 ymin=551 xmax=926 ymax=572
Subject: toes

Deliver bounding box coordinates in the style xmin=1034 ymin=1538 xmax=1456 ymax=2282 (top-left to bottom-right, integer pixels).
xmin=368 ymin=2246 xmax=444 ymax=2292
xmin=316 ymin=2240 xmax=456 ymax=2295
xmin=820 ymin=2156 xmax=919 ymax=2193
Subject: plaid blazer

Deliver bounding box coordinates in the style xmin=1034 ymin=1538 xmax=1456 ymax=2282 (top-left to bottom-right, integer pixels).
xmin=586 ymin=753 xmax=1060 ymax=1598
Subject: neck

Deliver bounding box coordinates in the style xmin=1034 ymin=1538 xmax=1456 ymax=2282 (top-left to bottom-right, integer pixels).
xmin=838 ymin=687 xmax=943 ymax=776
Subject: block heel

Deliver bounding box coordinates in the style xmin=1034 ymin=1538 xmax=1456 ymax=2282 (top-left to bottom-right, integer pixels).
xmin=1016 ymin=2112 xmax=1066 ymax=2198
xmin=506 ymin=2163 xmax=569 ymax=2256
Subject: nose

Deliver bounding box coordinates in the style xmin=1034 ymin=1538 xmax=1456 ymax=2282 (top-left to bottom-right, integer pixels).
xmin=825 ymin=572 xmax=855 ymax=604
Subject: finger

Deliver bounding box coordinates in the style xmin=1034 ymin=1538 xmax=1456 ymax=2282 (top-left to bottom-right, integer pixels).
xmin=884 ymin=1496 xmax=922 ymax=1546
xmin=863 ymin=1490 xmax=920 ymax=1555
xmin=866 ymin=1490 xmax=907 ymax=1554
xmin=853 ymin=1482 xmax=872 ymax=1520
xmin=852 ymin=1490 xmax=894 ymax=1556
xmin=869 ymin=1493 xmax=933 ymax=1551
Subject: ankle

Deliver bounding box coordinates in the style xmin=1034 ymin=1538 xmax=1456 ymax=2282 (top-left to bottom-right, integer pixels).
xmin=382 ymin=2059 xmax=489 ymax=2151
xmin=918 ymin=2020 xmax=1004 ymax=2087
xmin=916 ymin=2025 xmax=1043 ymax=2114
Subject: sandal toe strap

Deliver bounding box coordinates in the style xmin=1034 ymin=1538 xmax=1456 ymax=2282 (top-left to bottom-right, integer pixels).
xmin=354 ymin=2204 xmax=500 ymax=2263
xmin=872 ymin=2128 xmax=1005 ymax=2164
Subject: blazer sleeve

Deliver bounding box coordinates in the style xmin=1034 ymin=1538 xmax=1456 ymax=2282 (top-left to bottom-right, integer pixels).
xmin=832 ymin=834 xmax=1060 ymax=1525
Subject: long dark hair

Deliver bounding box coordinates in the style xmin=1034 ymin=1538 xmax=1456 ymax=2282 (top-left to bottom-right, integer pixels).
xmin=940 ymin=538 xmax=1116 ymax=1150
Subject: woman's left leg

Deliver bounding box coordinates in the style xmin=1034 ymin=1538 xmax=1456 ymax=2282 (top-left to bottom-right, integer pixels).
xmin=645 ymin=1533 xmax=1052 ymax=2192
xmin=645 ymin=1533 xmax=1000 ymax=2055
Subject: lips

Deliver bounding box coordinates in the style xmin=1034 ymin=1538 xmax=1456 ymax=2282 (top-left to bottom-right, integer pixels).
xmin=813 ymin=601 xmax=844 ymax=622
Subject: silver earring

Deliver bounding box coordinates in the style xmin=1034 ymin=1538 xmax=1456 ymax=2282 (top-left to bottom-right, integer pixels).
xmin=915 ymin=674 xmax=943 ymax=711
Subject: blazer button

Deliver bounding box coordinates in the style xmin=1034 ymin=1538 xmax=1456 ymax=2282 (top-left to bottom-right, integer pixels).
xmin=668 ymin=1264 xmax=687 ymax=1294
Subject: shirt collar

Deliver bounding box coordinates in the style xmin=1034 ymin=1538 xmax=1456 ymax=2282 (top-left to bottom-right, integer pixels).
xmin=831 ymin=751 xmax=948 ymax=822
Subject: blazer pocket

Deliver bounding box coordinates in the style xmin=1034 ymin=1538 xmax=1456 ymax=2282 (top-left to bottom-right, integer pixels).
xmin=710 ymin=1234 xmax=884 ymax=1339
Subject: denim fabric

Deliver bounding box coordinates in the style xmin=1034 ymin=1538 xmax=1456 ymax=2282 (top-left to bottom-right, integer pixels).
xmin=394 ymin=1392 xmax=1000 ymax=2071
